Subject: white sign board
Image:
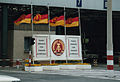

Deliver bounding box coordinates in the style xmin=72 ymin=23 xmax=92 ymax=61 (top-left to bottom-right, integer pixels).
xmin=33 ymin=35 xmax=82 ymax=61
xmin=67 ymin=36 xmax=82 ymax=60
xmin=33 ymin=35 xmax=50 ymax=60
xmin=50 ymin=35 xmax=66 ymax=60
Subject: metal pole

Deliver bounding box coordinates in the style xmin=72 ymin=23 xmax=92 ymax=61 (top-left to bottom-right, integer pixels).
xmin=78 ymin=8 xmax=81 ymax=37
xmin=107 ymin=0 xmax=114 ymax=77
xmin=31 ymin=0 xmax=34 ymax=64
xmin=48 ymin=4 xmax=52 ymax=64
xmin=78 ymin=7 xmax=83 ymax=63
xmin=31 ymin=1 xmax=33 ymax=35
xmin=64 ymin=6 xmax=68 ymax=63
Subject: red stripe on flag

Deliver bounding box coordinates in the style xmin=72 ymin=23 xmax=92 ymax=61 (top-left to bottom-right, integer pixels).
xmin=41 ymin=14 xmax=48 ymax=19
xmin=34 ymin=14 xmax=48 ymax=21
xmin=14 ymin=14 xmax=26 ymax=24
xmin=107 ymin=65 xmax=113 ymax=70
xmin=107 ymin=55 xmax=113 ymax=60
xmin=50 ymin=17 xmax=58 ymax=23
xmin=25 ymin=14 xmax=31 ymax=18
xmin=66 ymin=17 xmax=79 ymax=24
xmin=56 ymin=16 xmax=64 ymax=21
xmin=72 ymin=17 xmax=79 ymax=22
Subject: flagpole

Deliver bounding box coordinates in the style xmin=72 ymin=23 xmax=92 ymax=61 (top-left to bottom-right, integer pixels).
xmin=31 ymin=0 xmax=35 ymax=64
xmin=31 ymin=1 xmax=33 ymax=35
xmin=64 ymin=6 xmax=68 ymax=63
xmin=78 ymin=7 xmax=83 ymax=63
xmin=107 ymin=0 xmax=114 ymax=77
xmin=48 ymin=4 xmax=52 ymax=64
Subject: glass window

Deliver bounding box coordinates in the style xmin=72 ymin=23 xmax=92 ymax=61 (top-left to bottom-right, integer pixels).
xmin=24 ymin=37 xmax=31 ymax=52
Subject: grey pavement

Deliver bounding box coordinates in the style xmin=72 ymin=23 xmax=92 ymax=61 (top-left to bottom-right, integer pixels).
xmin=0 ymin=64 xmax=120 ymax=82
xmin=92 ymin=64 xmax=120 ymax=71
xmin=0 ymin=70 xmax=120 ymax=82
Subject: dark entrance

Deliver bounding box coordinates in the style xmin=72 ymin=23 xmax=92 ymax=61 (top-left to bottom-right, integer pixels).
xmin=81 ymin=9 xmax=120 ymax=64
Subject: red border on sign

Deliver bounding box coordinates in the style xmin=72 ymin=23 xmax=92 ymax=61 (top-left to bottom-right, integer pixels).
xmin=36 ymin=38 xmax=37 ymax=57
xmin=46 ymin=38 xmax=48 ymax=56
xmin=68 ymin=39 xmax=70 ymax=57
xmin=78 ymin=39 xmax=80 ymax=56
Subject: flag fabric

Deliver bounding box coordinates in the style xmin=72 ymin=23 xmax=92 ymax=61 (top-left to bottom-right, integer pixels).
xmin=14 ymin=14 xmax=26 ymax=25
xmin=33 ymin=14 xmax=48 ymax=24
xmin=14 ymin=14 xmax=48 ymax=25
xmin=50 ymin=15 xmax=64 ymax=27
xmin=19 ymin=14 xmax=31 ymax=24
xmin=50 ymin=16 xmax=79 ymax=27
xmin=50 ymin=17 xmax=58 ymax=27
xmin=66 ymin=17 xmax=79 ymax=27
xmin=14 ymin=14 xmax=79 ymax=27
xmin=55 ymin=16 xmax=64 ymax=26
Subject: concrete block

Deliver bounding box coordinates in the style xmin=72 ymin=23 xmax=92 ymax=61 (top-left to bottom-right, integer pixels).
xmin=25 ymin=66 xmax=43 ymax=72
xmin=59 ymin=65 xmax=76 ymax=70
xmin=59 ymin=65 xmax=91 ymax=70
xmin=76 ymin=65 xmax=91 ymax=70
xmin=42 ymin=66 xmax=60 ymax=71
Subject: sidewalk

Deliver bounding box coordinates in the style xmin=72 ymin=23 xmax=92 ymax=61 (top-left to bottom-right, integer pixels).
xmin=0 ymin=64 xmax=120 ymax=80
xmin=92 ymin=64 xmax=120 ymax=71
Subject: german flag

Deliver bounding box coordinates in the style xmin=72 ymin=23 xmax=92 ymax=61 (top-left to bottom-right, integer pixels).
xmin=14 ymin=14 xmax=26 ymax=25
xmin=50 ymin=16 xmax=64 ymax=27
xmin=55 ymin=16 xmax=64 ymax=26
xmin=33 ymin=14 xmax=48 ymax=24
xmin=50 ymin=17 xmax=58 ymax=27
xmin=19 ymin=14 xmax=31 ymax=24
xmin=66 ymin=17 xmax=79 ymax=27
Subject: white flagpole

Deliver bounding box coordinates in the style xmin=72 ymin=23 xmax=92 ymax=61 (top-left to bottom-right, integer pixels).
xmin=31 ymin=1 xmax=33 ymax=35
xmin=78 ymin=7 xmax=83 ymax=63
xmin=64 ymin=6 xmax=68 ymax=63
xmin=107 ymin=0 xmax=114 ymax=77
xmin=31 ymin=0 xmax=35 ymax=64
xmin=48 ymin=4 xmax=52 ymax=64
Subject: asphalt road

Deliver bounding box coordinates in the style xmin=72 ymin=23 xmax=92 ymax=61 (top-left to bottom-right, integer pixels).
xmin=0 ymin=70 xmax=120 ymax=82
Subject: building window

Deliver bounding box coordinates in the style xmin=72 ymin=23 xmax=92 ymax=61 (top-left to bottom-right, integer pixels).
xmin=24 ymin=37 xmax=31 ymax=52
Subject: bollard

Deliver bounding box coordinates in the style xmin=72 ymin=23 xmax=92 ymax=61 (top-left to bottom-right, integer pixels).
xmin=29 ymin=51 xmax=32 ymax=67
xmin=52 ymin=60 xmax=55 ymax=64
xmin=16 ymin=59 xmax=20 ymax=69
xmin=29 ymin=51 xmax=32 ymax=72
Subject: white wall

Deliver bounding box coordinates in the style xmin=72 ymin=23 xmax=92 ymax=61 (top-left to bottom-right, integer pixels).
xmin=112 ymin=0 xmax=120 ymax=11
xmin=82 ymin=0 xmax=104 ymax=10
xmin=0 ymin=0 xmax=120 ymax=11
